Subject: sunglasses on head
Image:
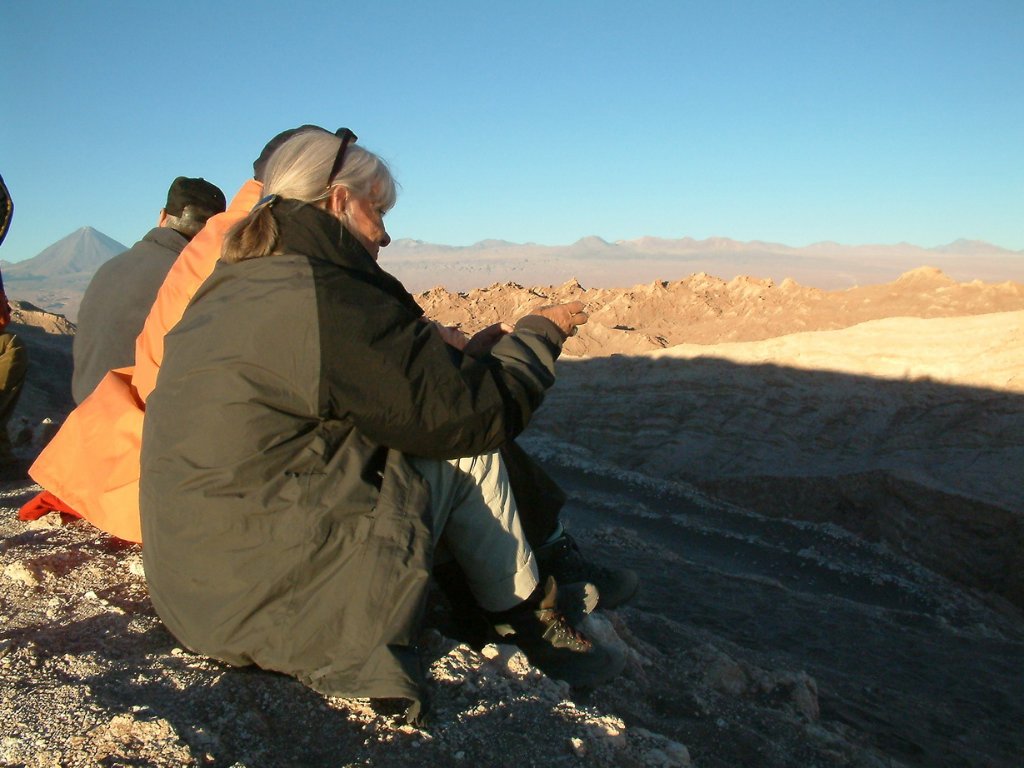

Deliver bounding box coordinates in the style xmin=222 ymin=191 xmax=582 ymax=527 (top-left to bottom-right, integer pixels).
xmin=327 ymin=128 xmax=358 ymax=188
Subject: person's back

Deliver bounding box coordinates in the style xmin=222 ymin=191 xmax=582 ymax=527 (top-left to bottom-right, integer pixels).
xmin=71 ymin=177 xmax=225 ymax=404
xmin=72 ymin=228 xmax=187 ymax=403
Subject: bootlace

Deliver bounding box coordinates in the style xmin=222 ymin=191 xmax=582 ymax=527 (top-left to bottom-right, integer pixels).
xmin=537 ymin=607 xmax=592 ymax=652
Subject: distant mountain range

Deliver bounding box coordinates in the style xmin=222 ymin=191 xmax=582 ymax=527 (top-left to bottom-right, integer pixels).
xmin=382 ymin=234 xmax=1024 ymax=296
xmin=2 ymin=226 xmax=1022 ymax=322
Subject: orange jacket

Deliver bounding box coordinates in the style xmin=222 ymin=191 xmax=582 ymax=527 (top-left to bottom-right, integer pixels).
xmin=24 ymin=181 xmax=262 ymax=541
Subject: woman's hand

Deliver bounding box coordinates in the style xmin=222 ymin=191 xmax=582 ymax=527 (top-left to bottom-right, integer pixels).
xmin=529 ymin=301 xmax=588 ymax=338
xmin=463 ymin=322 xmax=514 ymax=358
xmin=431 ymin=322 xmax=469 ymax=351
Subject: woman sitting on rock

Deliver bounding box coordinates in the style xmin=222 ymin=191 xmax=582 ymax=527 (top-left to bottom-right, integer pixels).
xmin=139 ymin=125 xmax=623 ymax=721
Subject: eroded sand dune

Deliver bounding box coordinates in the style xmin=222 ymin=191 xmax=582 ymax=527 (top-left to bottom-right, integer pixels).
xmin=531 ymin=310 xmax=1024 ymax=609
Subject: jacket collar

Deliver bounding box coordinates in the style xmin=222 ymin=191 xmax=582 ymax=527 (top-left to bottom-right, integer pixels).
xmin=144 ymin=226 xmax=190 ymax=250
xmin=272 ymin=198 xmax=372 ymax=273
xmin=270 ymin=198 xmax=423 ymax=317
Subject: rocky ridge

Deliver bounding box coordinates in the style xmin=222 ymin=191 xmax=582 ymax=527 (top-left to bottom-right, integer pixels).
xmin=417 ymin=266 xmax=1024 ymax=356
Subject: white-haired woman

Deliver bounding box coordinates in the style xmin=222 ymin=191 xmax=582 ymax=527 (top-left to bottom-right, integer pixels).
xmin=140 ymin=126 xmax=621 ymax=721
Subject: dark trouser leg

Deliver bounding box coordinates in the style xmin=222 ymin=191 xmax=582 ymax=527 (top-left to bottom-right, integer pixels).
xmin=0 ymin=332 xmax=27 ymax=462
xmin=501 ymin=440 xmax=564 ymax=547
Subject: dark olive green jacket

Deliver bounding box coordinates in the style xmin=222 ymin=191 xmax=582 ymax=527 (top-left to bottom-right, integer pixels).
xmin=140 ymin=200 xmax=566 ymax=718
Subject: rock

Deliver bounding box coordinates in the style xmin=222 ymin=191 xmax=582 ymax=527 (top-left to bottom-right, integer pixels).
xmin=785 ymin=673 xmax=820 ymax=721
xmin=3 ymin=562 xmax=39 ymax=587
xmin=569 ymin=736 xmax=586 ymax=757
xmin=700 ymin=649 xmax=749 ymax=696
xmin=25 ymin=512 xmax=64 ymax=531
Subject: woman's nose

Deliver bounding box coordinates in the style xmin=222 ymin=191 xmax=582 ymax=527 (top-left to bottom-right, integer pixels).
xmin=380 ymin=231 xmax=391 ymax=247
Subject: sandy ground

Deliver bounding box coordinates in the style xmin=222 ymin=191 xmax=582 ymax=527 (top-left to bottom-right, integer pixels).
xmin=1 ymin=271 xmax=1022 ymax=767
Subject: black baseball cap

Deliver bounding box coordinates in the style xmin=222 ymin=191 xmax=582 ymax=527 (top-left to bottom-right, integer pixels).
xmin=165 ymin=177 xmax=226 ymax=217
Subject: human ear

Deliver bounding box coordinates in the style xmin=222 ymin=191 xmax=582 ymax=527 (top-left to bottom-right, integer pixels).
xmin=327 ymin=186 xmax=349 ymax=215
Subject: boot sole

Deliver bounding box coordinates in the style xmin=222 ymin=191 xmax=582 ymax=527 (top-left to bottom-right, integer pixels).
xmin=596 ymin=569 xmax=640 ymax=610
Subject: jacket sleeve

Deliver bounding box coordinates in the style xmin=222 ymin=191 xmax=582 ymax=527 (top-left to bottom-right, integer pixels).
xmin=319 ymin=277 xmax=566 ymax=460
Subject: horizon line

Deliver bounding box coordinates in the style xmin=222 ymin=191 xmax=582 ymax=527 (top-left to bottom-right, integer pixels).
xmin=2 ymin=226 xmax=1022 ymax=265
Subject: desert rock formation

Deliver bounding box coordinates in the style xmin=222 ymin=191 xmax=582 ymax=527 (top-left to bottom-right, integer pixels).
xmin=418 ymin=266 xmax=1024 ymax=356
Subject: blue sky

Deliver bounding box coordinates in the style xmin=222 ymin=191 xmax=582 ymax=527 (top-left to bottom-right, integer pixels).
xmin=2 ymin=0 xmax=1022 ymax=263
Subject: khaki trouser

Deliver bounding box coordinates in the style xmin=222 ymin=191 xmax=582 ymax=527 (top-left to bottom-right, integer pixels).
xmin=411 ymin=450 xmax=539 ymax=613
xmin=0 ymin=332 xmax=27 ymax=462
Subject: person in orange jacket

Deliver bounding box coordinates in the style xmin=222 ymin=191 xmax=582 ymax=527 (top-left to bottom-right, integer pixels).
xmin=21 ymin=178 xmax=260 ymax=536
xmin=24 ymin=134 xmax=307 ymax=534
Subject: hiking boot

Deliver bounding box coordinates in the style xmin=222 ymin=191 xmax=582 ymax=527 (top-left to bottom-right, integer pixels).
xmin=535 ymin=532 xmax=639 ymax=609
xmin=433 ymin=563 xmax=598 ymax=649
xmin=489 ymin=576 xmax=625 ymax=688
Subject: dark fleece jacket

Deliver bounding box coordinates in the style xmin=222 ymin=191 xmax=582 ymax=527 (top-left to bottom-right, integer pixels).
xmin=140 ymin=199 xmax=567 ymax=720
